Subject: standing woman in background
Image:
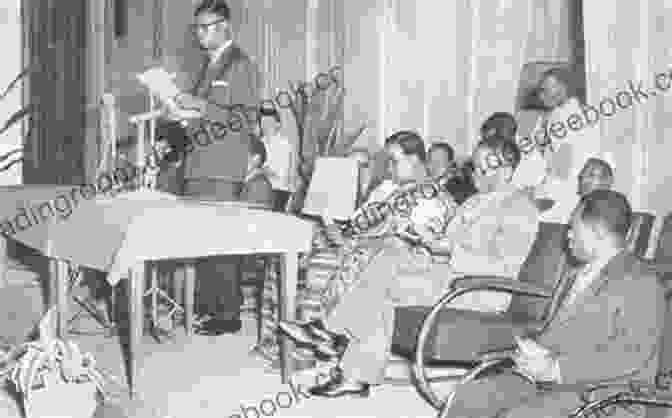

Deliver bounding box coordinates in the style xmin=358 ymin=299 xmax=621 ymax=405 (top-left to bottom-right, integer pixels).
xmin=533 ymin=67 xmax=605 ymax=224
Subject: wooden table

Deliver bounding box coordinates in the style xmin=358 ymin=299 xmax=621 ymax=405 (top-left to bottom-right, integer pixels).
xmin=9 ymin=191 xmax=312 ymax=397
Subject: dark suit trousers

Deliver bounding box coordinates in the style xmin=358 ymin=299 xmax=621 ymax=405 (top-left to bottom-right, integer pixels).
xmin=183 ymin=178 xmax=243 ymax=320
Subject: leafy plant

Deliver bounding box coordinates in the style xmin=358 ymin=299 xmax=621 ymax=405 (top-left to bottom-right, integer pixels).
xmin=0 ymin=307 xmax=106 ymax=402
xmin=0 ymin=67 xmax=32 ymax=173
xmin=284 ymin=69 xmax=367 ymax=211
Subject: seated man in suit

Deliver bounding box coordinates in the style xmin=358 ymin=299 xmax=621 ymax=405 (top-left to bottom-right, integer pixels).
xmin=239 ymin=136 xmax=274 ymax=206
xmin=279 ymin=135 xmax=539 ymax=398
xmin=445 ymin=189 xmax=665 ymax=418
xmin=428 ymin=141 xmax=477 ymax=204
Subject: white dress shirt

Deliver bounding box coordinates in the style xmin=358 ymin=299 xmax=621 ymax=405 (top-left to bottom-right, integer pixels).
xmin=261 ymin=134 xmax=296 ymax=192
xmin=535 ymin=97 xmax=603 ymax=224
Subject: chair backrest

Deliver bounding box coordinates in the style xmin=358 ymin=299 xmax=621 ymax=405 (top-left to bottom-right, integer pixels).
xmin=506 ymin=222 xmax=570 ymax=322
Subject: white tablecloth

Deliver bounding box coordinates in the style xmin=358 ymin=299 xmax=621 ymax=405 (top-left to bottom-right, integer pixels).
xmin=9 ymin=189 xmax=314 ymax=285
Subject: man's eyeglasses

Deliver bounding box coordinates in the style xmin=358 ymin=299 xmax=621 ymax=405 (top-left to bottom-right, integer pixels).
xmin=190 ymin=19 xmax=226 ymax=32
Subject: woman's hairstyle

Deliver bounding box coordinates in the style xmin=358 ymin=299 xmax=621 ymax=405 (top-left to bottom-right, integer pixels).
xmin=194 ymin=0 xmax=231 ymax=20
xmin=389 ymin=131 xmax=427 ymax=162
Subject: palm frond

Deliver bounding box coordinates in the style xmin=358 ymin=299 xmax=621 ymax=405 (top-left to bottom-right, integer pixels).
xmin=0 ymin=158 xmax=22 ymax=173
xmin=0 ymin=105 xmax=33 ymax=137
xmin=0 ymin=67 xmax=31 ymax=102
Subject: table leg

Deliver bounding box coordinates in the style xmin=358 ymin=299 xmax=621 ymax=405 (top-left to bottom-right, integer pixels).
xmin=279 ymin=251 xmax=298 ymax=384
xmin=49 ymin=259 xmax=68 ymax=339
xmin=184 ymin=261 xmax=195 ymax=335
xmin=0 ymin=235 xmax=7 ymax=289
xmin=128 ymin=262 xmax=145 ymax=398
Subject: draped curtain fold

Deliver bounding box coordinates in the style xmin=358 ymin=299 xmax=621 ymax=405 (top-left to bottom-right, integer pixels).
xmin=582 ymin=0 xmax=670 ymax=214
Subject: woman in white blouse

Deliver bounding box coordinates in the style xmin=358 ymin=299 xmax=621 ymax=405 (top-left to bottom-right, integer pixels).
xmin=532 ymin=67 xmax=605 ymax=223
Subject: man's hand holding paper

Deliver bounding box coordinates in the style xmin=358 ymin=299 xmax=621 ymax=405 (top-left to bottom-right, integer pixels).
xmin=137 ymin=67 xmax=204 ymax=121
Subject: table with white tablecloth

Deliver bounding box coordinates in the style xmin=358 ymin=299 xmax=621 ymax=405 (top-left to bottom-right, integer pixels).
xmin=8 ymin=189 xmax=313 ymax=396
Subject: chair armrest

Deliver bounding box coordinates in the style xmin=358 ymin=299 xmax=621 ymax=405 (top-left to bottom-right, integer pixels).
xmin=452 ymin=276 xmax=552 ymax=298
xmin=568 ymin=381 xmax=672 ymax=417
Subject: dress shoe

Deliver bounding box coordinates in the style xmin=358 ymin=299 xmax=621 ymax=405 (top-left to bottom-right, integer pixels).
xmin=277 ymin=320 xmax=349 ymax=359
xmin=195 ymin=318 xmax=242 ymax=335
xmin=308 ymin=367 xmax=370 ymax=398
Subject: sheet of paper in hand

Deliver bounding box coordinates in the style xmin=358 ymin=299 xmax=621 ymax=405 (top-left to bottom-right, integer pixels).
xmin=136 ymin=67 xmax=180 ymax=103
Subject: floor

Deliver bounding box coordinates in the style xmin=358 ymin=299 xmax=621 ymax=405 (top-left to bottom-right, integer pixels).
xmin=0 ymin=280 xmax=460 ymax=418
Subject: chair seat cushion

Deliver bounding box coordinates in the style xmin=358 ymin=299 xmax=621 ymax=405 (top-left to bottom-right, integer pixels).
xmin=391 ymin=306 xmax=543 ymax=364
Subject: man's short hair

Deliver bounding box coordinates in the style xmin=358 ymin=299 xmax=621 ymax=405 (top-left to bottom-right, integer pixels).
xmin=249 ymin=136 xmax=267 ymax=166
xmin=476 ymin=135 xmax=521 ymax=170
xmin=259 ymin=106 xmax=281 ymax=124
xmin=480 ymin=112 xmax=517 ymax=138
xmin=583 ymin=157 xmax=614 ymax=181
xmin=194 ymin=0 xmax=231 ymax=20
xmin=579 ymin=189 xmax=632 ymax=240
xmin=389 ymin=131 xmax=426 ymax=162
xmin=429 ymin=142 xmax=455 ymax=162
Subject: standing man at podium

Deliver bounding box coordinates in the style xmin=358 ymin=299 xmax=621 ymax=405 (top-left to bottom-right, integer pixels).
xmin=170 ymin=0 xmax=262 ymax=335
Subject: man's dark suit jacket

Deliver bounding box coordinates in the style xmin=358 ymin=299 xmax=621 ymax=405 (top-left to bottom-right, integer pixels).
xmin=183 ymin=43 xmax=261 ymax=182
xmin=447 ymin=251 xmax=666 ymax=418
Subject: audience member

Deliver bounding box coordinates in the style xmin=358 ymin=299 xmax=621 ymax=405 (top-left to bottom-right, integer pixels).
xmin=258 ymin=107 xmax=297 ymax=212
xmin=240 ymin=136 xmax=274 ymax=206
xmin=445 ymin=190 xmax=664 ymax=417
xmin=534 ymin=67 xmax=604 ymax=223
xmin=578 ymin=157 xmax=614 ymax=196
xmin=480 ymin=112 xmax=518 ymax=140
xmin=279 ymin=135 xmax=538 ymax=398
xmin=541 ymin=157 xmax=614 ymax=223
xmin=428 ymin=141 xmax=477 ymax=204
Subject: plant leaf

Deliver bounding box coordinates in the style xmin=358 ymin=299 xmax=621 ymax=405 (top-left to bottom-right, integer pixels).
xmin=0 ymin=158 xmax=22 ymax=173
xmin=0 ymin=105 xmax=33 ymax=137
xmin=0 ymin=67 xmax=31 ymax=102
xmin=0 ymin=148 xmax=22 ymax=163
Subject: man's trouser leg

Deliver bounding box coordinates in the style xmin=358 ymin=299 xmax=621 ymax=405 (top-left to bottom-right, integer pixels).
xmin=446 ymin=372 xmax=536 ymax=418
xmin=183 ymin=179 xmax=242 ymax=320
xmin=327 ymin=243 xmax=417 ymax=384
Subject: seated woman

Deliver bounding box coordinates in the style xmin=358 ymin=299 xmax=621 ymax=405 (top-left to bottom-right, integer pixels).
xmin=531 ymin=68 xmax=605 ymax=223
xmin=279 ymin=135 xmax=539 ymax=398
xmin=318 ymin=131 xmax=458 ymax=313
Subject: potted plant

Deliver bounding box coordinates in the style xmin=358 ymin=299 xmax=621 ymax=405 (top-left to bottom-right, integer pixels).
xmin=0 ymin=307 xmax=105 ymax=418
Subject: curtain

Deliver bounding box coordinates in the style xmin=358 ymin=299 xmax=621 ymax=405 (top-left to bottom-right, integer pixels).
xmin=583 ymin=0 xmax=672 ymax=215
